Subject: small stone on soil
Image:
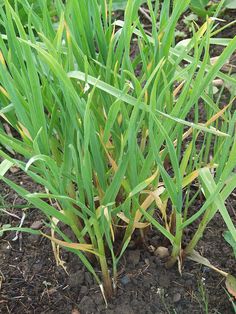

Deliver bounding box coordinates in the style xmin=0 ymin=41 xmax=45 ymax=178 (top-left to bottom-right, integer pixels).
xmin=127 ymin=250 xmax=140 ymax=266
xmin=120 ymin=275 xmax=131 ymax=285
xmin=79 ymin=285 xmax=88 ymax=296
xmin=30 ymin=220 xmax=43 ymax=230
xmin=0 ymin=242 xmax=11 ymax=255
xmin=173 ymin=292 xmax=181 ymax=303
xmin=154 ymin=246 xmax=169 ymax=259
xmin=203 ymin=266 xmax=210 ymax=273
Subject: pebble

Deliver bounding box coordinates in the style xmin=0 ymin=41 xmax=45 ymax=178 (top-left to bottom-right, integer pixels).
xmin=121 ymin=275 xmax=131 ymax=285
xmin=148 ymin=245 xmax=155 ymax=253
xmin=173 ymin=292 xmax=181 ymax=303
xmin=127 ymin=250 xmax=140 ymax=266
xmin=79 ymin=285 xmax=88 ymax=296
xmin=30 ymin=220 xmax=43 ymax=230
xmin=0 ymin=242 xmax=11 ymax=255
xmin=154 ymin=246 xmax=169 ymax=259
xmin=203 ymin=266 xmax=211 ymax=273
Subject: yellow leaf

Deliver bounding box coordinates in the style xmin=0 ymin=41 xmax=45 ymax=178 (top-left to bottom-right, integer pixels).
xmin=64 ymin=21 xmax=71 ymax=42
xmin=128 ymin=169 xmax=159 ymax=198
xmin=42 ymin=233 xmax=98 ymax=255
xmin=18 ymin=122 xmax=32 ymax=141
xmin=99 ymin=134 xmax=118 ymax=172
xmin=182 ymin=170 xmax=199 ymax=188
xmin=205 ymin=100 xmax=233 ymax=126
xmin=0 ymin=86 xmax=9 ymax=98
xmin=104 ymin=206 xmax=115 ymax=242
xmin=173 ymin=81 xmax=185 ymax=98
xmin=198 ymin=17 xmax=213 ymax=38
xmin=0 ymin=51 xmax=5 ymax=66
xmin=117 ymin=212 xmax=150 ymax=229
xmin=118 ymin=113 xmax=122 ymax=126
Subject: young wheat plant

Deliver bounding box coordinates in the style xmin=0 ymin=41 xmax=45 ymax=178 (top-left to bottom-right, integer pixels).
xmin=0 ymin=0 xmax=235 ymax=298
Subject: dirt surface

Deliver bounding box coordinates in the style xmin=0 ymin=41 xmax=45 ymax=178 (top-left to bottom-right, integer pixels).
xmin=0 ymin=172 xmax=236 ymax=314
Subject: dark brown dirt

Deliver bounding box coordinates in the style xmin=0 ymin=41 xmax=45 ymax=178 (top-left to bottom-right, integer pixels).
xmin=0 ymin=172 xmax=235 ymax=314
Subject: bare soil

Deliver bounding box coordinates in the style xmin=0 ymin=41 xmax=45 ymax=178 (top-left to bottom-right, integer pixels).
xmin=0 ymin=172 xmax=235 ymax=314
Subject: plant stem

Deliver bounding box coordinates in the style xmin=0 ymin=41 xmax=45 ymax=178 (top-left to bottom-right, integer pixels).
xmin=184 ymin=206 xmax=213 ymax=255
xmin=93 ymin=220 xmax=113 ymax=298
xmin=166 ymin=211 xmax=183 ymax=268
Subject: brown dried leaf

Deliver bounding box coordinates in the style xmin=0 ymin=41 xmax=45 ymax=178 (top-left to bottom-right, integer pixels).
xmin=42 ymin=233 xmax=98 ymax=256
xmin=117 ymin=212 xmax=150 ymax=229
xmin=226 ymin=274 xmax=236 ymax=299
xmin=187 ymin=250 xmax=228 ymax=277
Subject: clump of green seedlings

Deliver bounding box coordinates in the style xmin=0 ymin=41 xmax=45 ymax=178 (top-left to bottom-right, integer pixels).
xmin=0 ymin=0 xmax=236 ymax=300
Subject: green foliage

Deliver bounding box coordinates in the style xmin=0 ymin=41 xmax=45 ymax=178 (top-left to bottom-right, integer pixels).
xmin=0 ymin=0 xmax=235 ymax=298
xmin=112 ymin=0 xmax=147 ymax=10
xmin=0 ymin=224 xmax=11 ymax=237
xmin=224 ymin=231 xmax=236 ymax=258
xmin=224 ymin=0 xmax=236 ymax=9
xmin=0 ymin=0 xmax=54 ymax=24
xmin=190 ymin=0 xmax=217 ymax=17
xmin=109 ymin=0 xmax=217 ymax=17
